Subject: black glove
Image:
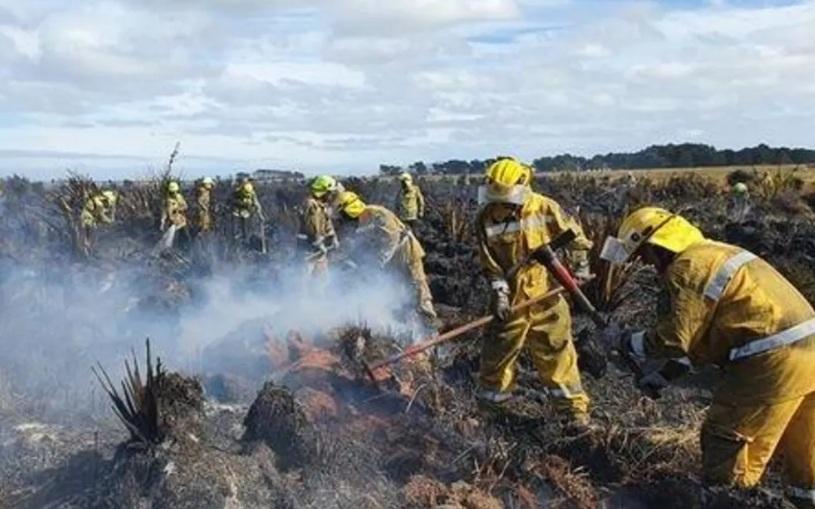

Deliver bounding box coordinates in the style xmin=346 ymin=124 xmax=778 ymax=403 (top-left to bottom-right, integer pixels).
xmin=636 ymin=370 xmax=667 ymax=399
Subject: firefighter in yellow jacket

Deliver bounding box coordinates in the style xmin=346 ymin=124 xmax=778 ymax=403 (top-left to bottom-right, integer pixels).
xmin=79 ymin=190 xmax=117 ymax=255
xmin=231 ymin=179 xmax=265 ymax=248
xmin=159 ymin=181 xmax=188 ymax=249
xmin=195 ymin=177 xmax=215 ymax=233
xmin=476 ymin=158 xmax=592 ymax=426
xmin=396 ymin=172 xmax=425 ymax=227
xmin=336 ymin=191 xmax=437 ymax=322
xmin=601 ymin=207 xmax=815 ymax=508
xmin=301 ymin=175 xmax=340 ymax=275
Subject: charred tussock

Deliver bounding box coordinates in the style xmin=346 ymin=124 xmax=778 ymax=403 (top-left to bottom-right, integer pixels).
xmin=3 ymin=169 xmax=815 ymax=508
xmin=92 ymin=340 xmax=162 ymax=446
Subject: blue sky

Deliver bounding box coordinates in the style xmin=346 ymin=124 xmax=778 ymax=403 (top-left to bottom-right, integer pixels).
xmin=0 ymin=0 xmax=813 ymax=179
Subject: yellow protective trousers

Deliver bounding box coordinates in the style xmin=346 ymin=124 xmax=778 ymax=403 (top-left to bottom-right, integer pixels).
xmin=702 ymin=391 xmax=815 ymax=508
xmin=479 ymin=296 xmax=589 ymax=419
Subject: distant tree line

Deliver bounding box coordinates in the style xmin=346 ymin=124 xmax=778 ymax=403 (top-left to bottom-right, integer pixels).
xmin=379 ymin=144 xmax=815 ymax=176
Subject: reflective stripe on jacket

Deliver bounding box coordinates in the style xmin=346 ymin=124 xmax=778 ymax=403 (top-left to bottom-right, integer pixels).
xmin=646 ymin=239 xmax=815 ymax=405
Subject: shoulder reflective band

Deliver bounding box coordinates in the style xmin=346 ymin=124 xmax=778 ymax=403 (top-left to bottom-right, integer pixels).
xmin=729 ymin=317 xmax=815 ymax=361
xmin=484 ymin=213 xmax=554 ymax=238
xmin=788 ymin=486 xmax=815 ymax=503
xmin=703 ymin=251 xmax=757 ymax=301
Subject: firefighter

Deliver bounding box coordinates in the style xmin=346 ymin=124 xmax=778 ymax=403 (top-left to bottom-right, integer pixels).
xmin=79 ymin=190 xmax=117 ymax=256
xmin=159 ymin=181 xmax=188 ymax=250
xmin=335 ymin=191 xmax=437 ymax=323
xmin=230 ymin=179 xmax=265 ymax=249
xmin=601 ymin=207 xmax=815 ymax=508
xmin=475 ymin=157 xmax=592 ymax=428
xmin=396 ymin=172 xmax=425 ymax=228
xmin=195 ymin=177 xmax=215 ymax=234
xmin=301 ymin=175 xmax=340 ymax=275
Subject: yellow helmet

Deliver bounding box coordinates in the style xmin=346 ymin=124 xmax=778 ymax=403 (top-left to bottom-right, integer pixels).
xmin=167 ymin=181 xmax=180 ymax=193
xmin=336 ymin=191 xmax=366 ymax=219
xmin=479 ymin=157 xmax=532 ymax=206
xmin=101 ymin=190 xmax=117 ymax=204
xmin=601 ymin=207 xmax=704 ymax=264
xmin=241 ymin=181 xmax=254 ymax=193
xmin=399 ymin=172 xmax=412 ymax=183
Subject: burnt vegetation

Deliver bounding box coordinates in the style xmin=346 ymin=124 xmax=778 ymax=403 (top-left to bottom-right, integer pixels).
xmin=0 ymin=165 xmax=812 ymax=508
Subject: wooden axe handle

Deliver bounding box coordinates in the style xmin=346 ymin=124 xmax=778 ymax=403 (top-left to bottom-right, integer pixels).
xmin=368 ymin=286 xmax=568 ymax=373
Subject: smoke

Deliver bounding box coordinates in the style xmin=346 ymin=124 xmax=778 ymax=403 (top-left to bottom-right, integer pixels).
xmin=0 ymin=250 xmax=420 ymax=422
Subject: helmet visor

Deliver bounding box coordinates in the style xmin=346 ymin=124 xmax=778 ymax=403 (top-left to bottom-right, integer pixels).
xmin=600 ymin=236 xmax=632 ymax=264
xmin=477 ymin=184 xmax=528 ymax=206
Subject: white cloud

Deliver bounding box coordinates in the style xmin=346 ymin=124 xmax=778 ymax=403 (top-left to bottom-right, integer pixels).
xmin=0 ymin=0 xmax=813 ymax=178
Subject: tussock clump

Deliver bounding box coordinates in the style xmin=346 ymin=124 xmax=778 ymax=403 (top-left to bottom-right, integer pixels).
xmin=155 ymin=371 xmax=205 ymax=438
xmin=242 ymin=381 xmax=318 ymax=470
xmin=770 ymin=190 xmax=812 ymax=217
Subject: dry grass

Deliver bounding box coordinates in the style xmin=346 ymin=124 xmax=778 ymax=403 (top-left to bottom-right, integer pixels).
xmin=441 ymin=200 xmax=472 ymax=243
xmin=551 ymin=163 xmax=815 ymax=186
xmin=530 ymin=454 xmax=599 ymax=509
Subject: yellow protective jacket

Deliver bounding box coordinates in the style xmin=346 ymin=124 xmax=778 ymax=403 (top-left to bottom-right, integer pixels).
xmin=301 ymin=197 xmax=335 ymax=246
xmin=397 ymin=182 xmax=425 ymax=221
xmin=356 ymin=205 xmax=425 ymax=267
xmin=643 ymin=239 xmax=815 ymax=406
xmin=195 ymin=185 xmax=213 ymax=231
xmin=477 ymin=192 xmax=592 ymax=304
xmin=80 ymin=195 xmax=115 ymax=227
xmin=163 ymin=193 xmax=188 ymax=228
xmin=232 ymin=187 xmax=262 ymax=219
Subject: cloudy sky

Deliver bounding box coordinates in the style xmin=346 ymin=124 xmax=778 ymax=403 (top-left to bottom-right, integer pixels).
xmin=0 ymin=0 xmax=813 ymax=179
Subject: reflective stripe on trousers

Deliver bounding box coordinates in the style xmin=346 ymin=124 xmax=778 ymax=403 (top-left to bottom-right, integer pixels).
xmin=729 ymin=318 xmax=815 ymax=361
xmin=548 ymin=382 xmax=585 ymax=399
xmin=484 ymin=213 xmax=554 ymax=238
xmin=704 ymin=250 xmax=757 ymax=301
xmin=788 ymin=486 xmax=815 ymax=503
xmin=479 ymin=383 xmax=584 ymax=403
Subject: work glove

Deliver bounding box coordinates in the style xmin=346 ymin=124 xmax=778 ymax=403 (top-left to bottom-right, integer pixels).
xmin=599 ymin=324 xmax=648 ymax=358
xmin=573 ymin=262 xmax=592 ymax=281
xmin=490 ymin=280 xmax=511 ymax=322
xmin=636 ymin=370 xmax=667 ymax=399
xmin=637 ymin=358 xmax=690 ymax=399
xmin=570 ymin=251 xmax=592 ymax=281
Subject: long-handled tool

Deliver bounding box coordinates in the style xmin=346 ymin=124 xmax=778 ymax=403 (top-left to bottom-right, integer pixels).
xmin=364 ymin=285 xmax=571 ymax=381
xmin=363 ymin=229 xmax=591 ymax=381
